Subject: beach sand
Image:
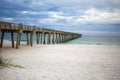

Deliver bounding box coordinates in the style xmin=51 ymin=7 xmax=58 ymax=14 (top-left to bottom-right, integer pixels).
xmin=0 ymin=43 xmax=120 ymax=80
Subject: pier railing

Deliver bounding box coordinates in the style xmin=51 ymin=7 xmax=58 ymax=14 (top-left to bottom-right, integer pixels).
xmin=0 ymin=21 xmax=81 ymax=49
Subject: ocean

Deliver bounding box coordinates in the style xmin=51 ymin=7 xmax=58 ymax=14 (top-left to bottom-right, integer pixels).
xmin=66 ymin=35 xmax=120 ymax=45
xmin=1 ymin=33 xmax=120 ymax=46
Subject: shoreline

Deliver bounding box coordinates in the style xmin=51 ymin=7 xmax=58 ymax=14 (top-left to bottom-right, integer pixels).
xmin=0 ymin=40 xmax=120 ymax=49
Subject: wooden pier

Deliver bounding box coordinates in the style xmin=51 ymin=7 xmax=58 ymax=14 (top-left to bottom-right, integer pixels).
xmin=0 ymin=21 xmax=81 ymax=49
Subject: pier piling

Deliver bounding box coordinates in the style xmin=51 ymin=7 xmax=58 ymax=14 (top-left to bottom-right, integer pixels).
xmin=26 ymin=33 xmax=29 ymax=45
xmin=0 ymin=32 xmax=4 ymax=48
xmin=11 ymin=32 xmax=14 ymax=48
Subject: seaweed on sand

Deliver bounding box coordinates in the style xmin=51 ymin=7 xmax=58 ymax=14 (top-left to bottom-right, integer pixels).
xmin=0 ymin=56 xmax=24 ymax=69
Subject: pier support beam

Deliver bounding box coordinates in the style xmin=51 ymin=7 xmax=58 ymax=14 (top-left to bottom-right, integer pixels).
xmin=40 ymin=33 xmax=42 ymax=44
xmin=0 ymin=24 xmax=1 ymax=31
xmin=57 ymin=33 xmax=59 ymax=43
xmin=11 ymin=32 xmax=14 ymax=48
xmin=36 ymin=33 xmax=40 ymax=44
xmin=61 ymin=34 xmax=63 ymax=42
xmin=16 ymin=32 xmax=20 ymax=49
xmin=43 ymin=33 xmax=46 ymax=44
xmin=61 ymin=34 xmax=64 ymax=43
xmin=62 ymin=34 xmax=63 ymax=42
xmin=26 ymin=33 xmax=29 ymax=45
xmin=18 ymin=33 xmax=21 ymax=45
xmin=52 ymin=33 xmax=55 ymax=44
xmin=48 ymin=32 xmax=51 ymax=44
xmin=30 ymin=32 xmax=34 ymax=46
xmin=65 ymin=34 xmax=67 ymax=41
xmin=38 ymin=33 xmax=40 ymax=44
xmin=0 ymin=32 xmax=4 ymax=48
xmin=55 ymin=33 xmax=58 ymax=44
xmin=59 ymin=33 xmax=62 ymax=43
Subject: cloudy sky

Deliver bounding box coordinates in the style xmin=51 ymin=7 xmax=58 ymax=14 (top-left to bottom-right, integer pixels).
xmin=0 ymin=0 xmax=120 ymax=36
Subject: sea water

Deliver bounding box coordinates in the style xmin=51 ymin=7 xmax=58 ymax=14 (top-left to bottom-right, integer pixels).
xmin=66 ymin=35 xmax=120 ymax=45
xmin=1 ymin=33 xmax=120 ymax=46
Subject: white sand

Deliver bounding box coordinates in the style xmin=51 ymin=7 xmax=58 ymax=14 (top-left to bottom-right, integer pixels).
xmin=0 ymin=44 xmax=120 ymax=80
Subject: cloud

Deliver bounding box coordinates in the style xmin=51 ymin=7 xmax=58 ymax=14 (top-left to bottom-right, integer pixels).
xmin=0 ymin=17 xmax=14 ymax=21
xmin=51 ymin=0 xmax=120 ymax=9
xmin=75 ymin=8 xmax=120 ymax=24
xmin=0 ymin=0 xmax=120 ymax=35
xmin=36 ymin=8 xmax=120 ymax=26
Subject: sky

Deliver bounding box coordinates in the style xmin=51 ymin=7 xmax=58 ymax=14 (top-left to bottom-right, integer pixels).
xmin=0 ymin=0 xmax=120 ymax=36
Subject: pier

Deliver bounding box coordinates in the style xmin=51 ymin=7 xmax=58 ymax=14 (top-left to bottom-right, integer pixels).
xmin=0 ymin=21 xmax=81 ymax=49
